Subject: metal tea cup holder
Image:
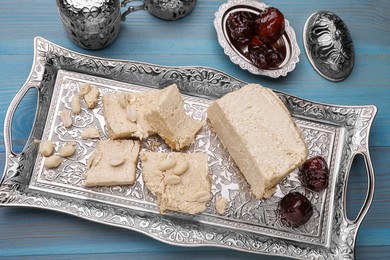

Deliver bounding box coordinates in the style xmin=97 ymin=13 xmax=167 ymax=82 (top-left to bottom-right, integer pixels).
xmin=56 ymin=0 xmax=197 ymax=50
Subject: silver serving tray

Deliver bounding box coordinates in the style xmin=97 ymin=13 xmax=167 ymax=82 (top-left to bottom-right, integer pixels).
xmin=1 ymin=37 xmax=376 ymax=259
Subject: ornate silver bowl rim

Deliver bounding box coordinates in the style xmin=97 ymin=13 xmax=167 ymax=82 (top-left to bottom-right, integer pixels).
xmin=214 ymin=0 xmax=300 ymax=78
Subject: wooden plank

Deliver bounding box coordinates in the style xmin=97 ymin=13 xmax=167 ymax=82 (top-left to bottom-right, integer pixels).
xmin=0 ymin=205 xmax=389 ymax=258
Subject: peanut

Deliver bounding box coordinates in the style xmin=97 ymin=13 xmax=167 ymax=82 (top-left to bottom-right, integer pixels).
xmin=126 ymin=104 xmax=137 ymax=123
xmin=79 ymin=83 xmax=91 ymax=97
xmin=40 ymin=140 xmax=54 ymax=157
xmin=71 ymin=95 xmax=81 ymax=115
xmin=126 ymin=105 xmax=138 ymax=123
xmin=44 ymin=155 xmax=62 ymax=169
xmin=172 ymin=160 xmax=189 ymax=176
xmin=158 ymin=158 xmax=177 ymax=171
xmin=60 ymin=110 xmax=72 ymax=128
xmin=195 ymin=191 xmax=211 ymax=203
xmin=59 ymin=144 xmax=76 ymax=157
xmin=81 ymin=127 xmax=100 ymax=139
xmin=164 ymin=175 xmax=181 ymax=185
xmin=109 ymin=156 xmax=126 ymax=167
xmin=117 ymin=93 xmax=128 ymax=108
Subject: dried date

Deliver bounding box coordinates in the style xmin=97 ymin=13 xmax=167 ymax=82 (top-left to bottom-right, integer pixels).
xmin=299 ymin=156 xmax=329 ymax=192
xmin=226 ymin=11 xmax=256 ymax=43
xmin=280 ymin=192 xmax=313 ymax=227
xmin=254 ymin=7 xmax=285 ymax=44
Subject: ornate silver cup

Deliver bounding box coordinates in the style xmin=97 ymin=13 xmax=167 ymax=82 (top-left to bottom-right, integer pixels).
xmin=56 ymin=0 xmax=197 ymax=50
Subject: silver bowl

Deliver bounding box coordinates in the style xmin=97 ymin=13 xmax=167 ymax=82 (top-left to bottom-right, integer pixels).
xmin=214 ymin=0 xmax=300 ymax=78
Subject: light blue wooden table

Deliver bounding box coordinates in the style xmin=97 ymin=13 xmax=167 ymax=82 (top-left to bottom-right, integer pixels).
xmin=0 ymin=0 xmax=389 ymax=259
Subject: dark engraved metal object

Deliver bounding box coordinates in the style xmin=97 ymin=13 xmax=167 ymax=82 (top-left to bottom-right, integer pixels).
xmin=303 ymin=11 xmax=355 ymax=81
xmin=122 ymin=0 xmax=197 ymax=21
xmin=56 ymin=0 xmax=196 ymax=50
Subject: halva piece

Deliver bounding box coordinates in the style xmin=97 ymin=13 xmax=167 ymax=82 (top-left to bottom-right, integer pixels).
xmin=85 ymin=139 xmax=140 ymax=187
xmin=140 ymin=151 xmax=211 ymax=215
xmin=146 ymin=84 xmax=204 ymax=150
xmin=102 ymin=90 xmax=159 ymax=140
xmin=103 ymin=84 xmax=204 ymax=148
xmin=207 ymin=84 xmax=308 ymax=199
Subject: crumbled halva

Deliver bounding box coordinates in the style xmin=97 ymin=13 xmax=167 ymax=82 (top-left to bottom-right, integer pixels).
xmin=140 ymin=151 xmax=211 ymax=215
xmin=146 ymin=84 xmax=204 ymax=150
xmin=215 ymin=196 xmax=228 ymax=215
xmin=102 ymin=91 xmax=159 ymax=139
xmin=103 ymin=84 xmax=204 ymax=148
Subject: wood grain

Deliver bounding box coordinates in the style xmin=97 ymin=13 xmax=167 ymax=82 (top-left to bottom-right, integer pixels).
xmin=0 ymin=0 xmax=389 ymax=259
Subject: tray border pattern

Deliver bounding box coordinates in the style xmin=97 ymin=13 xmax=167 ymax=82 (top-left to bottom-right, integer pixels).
xmin=0 ymin=37 xmax=377 ymax=259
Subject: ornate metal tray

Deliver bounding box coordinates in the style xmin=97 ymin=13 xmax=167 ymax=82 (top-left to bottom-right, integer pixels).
xmin=1 ymin=37 xmax=376 ymax=259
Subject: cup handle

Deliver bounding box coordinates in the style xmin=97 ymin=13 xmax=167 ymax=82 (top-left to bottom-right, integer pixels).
xmin=121 ymin=0 xmax=146 ymax=21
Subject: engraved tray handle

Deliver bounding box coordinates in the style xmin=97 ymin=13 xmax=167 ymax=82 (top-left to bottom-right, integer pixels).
xmin=347 ymin=150 xmax=375 ymax=225
xmin=4 ymin=83 xmax=39 ymax=157
xmin=340 ymin=103 xmax=376 ymax=226
xmin=328 ymin=120 xmax=376 ymax=259
xmin=1 ymin=81 xmax=43 ymax=203
xmin=341 ymin=125 xmax=376 ymax=226
xmin=3 ymin=36 xmax=56 ymax=158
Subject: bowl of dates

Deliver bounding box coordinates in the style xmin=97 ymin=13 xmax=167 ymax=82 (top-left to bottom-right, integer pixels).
xmin=214 ymin=0 xmax=300 ymax=78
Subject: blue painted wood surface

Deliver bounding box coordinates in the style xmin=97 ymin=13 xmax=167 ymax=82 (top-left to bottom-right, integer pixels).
xmin=0 ymin=0 xmax=389 ymax=259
